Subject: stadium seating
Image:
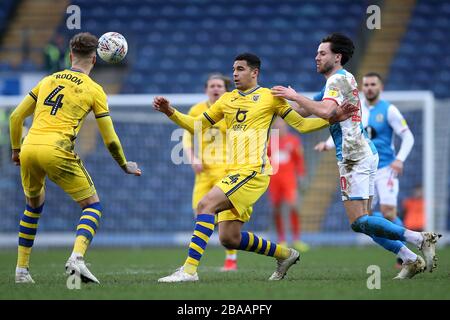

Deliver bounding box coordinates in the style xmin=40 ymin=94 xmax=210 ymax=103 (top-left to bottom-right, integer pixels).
xmin=54 ymin=0 xmax=366 ymax=94
xmin=0 ymin=0 xmax=15 ymax=39
xmin=387 ymin=0 xmax=450 ymax=98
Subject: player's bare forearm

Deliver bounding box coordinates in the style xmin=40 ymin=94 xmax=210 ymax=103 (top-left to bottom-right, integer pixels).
xmin=291 ymin=101 xmax=312 ymax=117
xmin=328 ymin=101 xmax=360 ymax=124
xmin=272 ymin=86 xmax=335 ymax=119
xmin=293 ymin=95 xmax=336 ymax=119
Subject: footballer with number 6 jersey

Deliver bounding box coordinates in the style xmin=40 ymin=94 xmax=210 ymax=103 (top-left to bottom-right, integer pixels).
xmin=153 ymin=53 xmax=356 ymax=283
xmin=9 ymin=32 xmax=141 ymax=285
xmin=182 ymin=73 xmax=248 ymax=271
xmin=271 ymin=32 xmax=440 ymax=280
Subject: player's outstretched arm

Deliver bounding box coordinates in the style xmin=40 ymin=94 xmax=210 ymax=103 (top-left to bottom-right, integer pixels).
xmin=96 ymin=116 xmax=141 ymax=176
xmin=272 ymin=86 xmax=337 ymax=119
xmin=283 ymin=110 xmax=330 ymax=133
xmin=283 ymin=100 xmax=357 ymax=134
xmin=153 ymin=96 xmax=213 ymax=134
xmin=9 ymin=94 xmax=37 ymax=165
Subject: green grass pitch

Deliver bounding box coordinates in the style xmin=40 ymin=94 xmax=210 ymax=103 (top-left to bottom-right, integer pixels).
xmin=1 ymin=246 xmax=449 ymax=300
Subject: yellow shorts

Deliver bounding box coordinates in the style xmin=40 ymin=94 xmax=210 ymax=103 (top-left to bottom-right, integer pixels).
xmin=192 ymin=169 xmax=253 ymax=223
xmin=20 ymin=144 xmax=97 ymax=201
xmin=215 ymin=170 xmax=269 ymax=223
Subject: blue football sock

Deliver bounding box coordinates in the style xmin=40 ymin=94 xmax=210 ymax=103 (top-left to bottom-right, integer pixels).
xmin=351 ymin=215 xmax=406 ymax=241
xmin=393 ymin=216 xmax=404 ymax=227
xmin=370 ymin=236 xmax=404 ymax=254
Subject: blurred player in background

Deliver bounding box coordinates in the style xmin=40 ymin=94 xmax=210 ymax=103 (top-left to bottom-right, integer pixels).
xmin=272 ymin=32 xmax=440 ymax=279
xmin=268 ymin=118 xmax=309 ymax=252
xmin=9 ymin=32 xmax=141 ymax=284
xmin=183 ymin=73 xmax=241 ymax=271
xmin=154 ymin=53 xmax=355 ymax=283
xmin=315 ymin=72 xmax=415 ymax=267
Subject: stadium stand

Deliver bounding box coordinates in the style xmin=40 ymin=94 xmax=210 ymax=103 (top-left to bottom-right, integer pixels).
xmin=57 ymin=0 xmax=366 ymax=93
xmin=0 ymin=0 xmax=448 ymax=243
xmin=386 ymin=0 xmax=450 ymax=98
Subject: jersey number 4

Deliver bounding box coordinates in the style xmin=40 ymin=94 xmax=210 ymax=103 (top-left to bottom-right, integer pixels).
xmin=44 ymin=85 xmax=65 ymax=115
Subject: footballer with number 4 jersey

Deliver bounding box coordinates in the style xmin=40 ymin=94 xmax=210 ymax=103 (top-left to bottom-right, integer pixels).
xmin=9 ymin=32 xmax=141 ymax=285
xmin=272 ymin=32 xmax=441 ymax=280
xmin=153 ymin=53 xmax=356 ymax=283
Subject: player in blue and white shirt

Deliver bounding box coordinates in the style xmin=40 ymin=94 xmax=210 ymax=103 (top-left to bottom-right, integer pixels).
xmin=317 ymin=72 xmax=414 ymax=224
xmin=272 ymin=33 xmax=440 ymax=279
xmin=316 ymin=72 xmax=416 ymax=267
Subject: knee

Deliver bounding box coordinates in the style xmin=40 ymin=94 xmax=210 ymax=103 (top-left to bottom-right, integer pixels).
xmin=197 ymin=198 xmax=211 ymax=214
xmin=382 ymin=209 xmax=397 ymax=222
xmin=351 ymin=215 xmax=368 ymax=233
xmin=219 ymin=233 xmax=240 ymax=249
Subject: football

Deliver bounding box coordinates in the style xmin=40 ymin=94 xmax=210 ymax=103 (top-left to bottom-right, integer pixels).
xmin=97 ymin=32 xmax=128 ymax=63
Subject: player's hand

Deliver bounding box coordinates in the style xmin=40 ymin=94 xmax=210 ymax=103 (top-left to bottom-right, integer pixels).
xmin=329 ymin=101 xmax=359 ymax=124
xmin=153 ymin=96 xmax=174 ymax=116
xmin=271 ymin=85 xmax=299 ymax=101
xmin=314 ymin=141 xmax=329 ymax=152
xmin=11 ymin=149 xmax=20 ymax=166
xmin=191 ymin=162 xmax=203 ymax=174
xmin=122 ymin=161 xmax=142 ymax=176
xmin=390 ymin=159 xmax=403 ymax=176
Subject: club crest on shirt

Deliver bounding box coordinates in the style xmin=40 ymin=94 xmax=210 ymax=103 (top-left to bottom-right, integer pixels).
xmin=376 ymin=114 xmax=384 ymax=122
xmin=252 ymin=94 xmax=260 ymax=102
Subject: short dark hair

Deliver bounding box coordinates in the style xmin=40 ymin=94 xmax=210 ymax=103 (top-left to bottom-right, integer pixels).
xmin=205 ymin=73 xmax=231 ymax=92
xmin=363 ymin=72 xmax=384 ymax=83
xmin=234 ymin=53 xmax=261 ymax=70
xmin=70 ymin=32 xmax=98 ymax=58
xmin=321 ymin=33 xmax=354 ymax=66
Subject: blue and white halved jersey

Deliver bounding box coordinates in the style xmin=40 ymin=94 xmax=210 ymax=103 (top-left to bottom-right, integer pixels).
xmin=365 ymin=99 xmax=410 ymax=169
xmin=314 ymin=69 xmax=377 ymax=162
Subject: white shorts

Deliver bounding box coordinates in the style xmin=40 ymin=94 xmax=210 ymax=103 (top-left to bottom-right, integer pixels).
xmin=338 ymin=153 xmax=378 ymax=201
xmin=372 ymin=165 xmax=399 ymax=207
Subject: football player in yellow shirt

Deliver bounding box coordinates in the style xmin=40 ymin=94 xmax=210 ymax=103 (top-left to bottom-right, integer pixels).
xmin=154 ymin=53 xmax=355 ymax=282
xmin=183 ymin=73 xmax=248 ymax=271
xmin=9 ymin=32 xmax=141 ymax=284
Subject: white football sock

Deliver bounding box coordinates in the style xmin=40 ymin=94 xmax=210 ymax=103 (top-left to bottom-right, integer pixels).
xmin=403 ymin=230 xmax=423 ymax=247
xmin=397 ymin=246 xmax=418 ymax=264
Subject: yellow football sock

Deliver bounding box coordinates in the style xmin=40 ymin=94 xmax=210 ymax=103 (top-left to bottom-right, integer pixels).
xmin=17 ymin=246 xmax=32 ymax=269
xmin=183 ymin=257 xmax=199 ymax=275
xmin=73 ymin=235 xmax=90 ymax=256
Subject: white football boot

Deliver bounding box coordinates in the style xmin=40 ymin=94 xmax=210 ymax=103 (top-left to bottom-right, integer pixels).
xmin=269 ymin=248 xmax=300 ymax=281
xmin=158 ymin=267 xmax=199 ymax=283
xmin=419 ymin=232 xmax=442 ymax=272
xmin=65 ymin=256 xmax=100 ymax=284
xmin=393 ymin=255 xmax=426 ymax=280
xmin=15 ymin=267 xmax=35 ymax=284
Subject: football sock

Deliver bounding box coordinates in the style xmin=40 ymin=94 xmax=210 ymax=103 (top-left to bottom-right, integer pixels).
xmin=183 ymin=214 xmax=215 ymax=275
xmin=17 ymin=204 xmax=44 ymax=269
xmin=238 ymin=231 xmax=290 ymax=260
xmin=397 ymin=246 xmax=418 ymax=264
xmin=351 ymin=215 xmax=423 ymax=246
xmin=274 ymin=209 xmax=285 ymax=243
xmin=290 ymin=209 xmax=300 ymax=241
xmin=370 ymin=235 xmax=404 ymax=255
xmin=225 ymin=249 xmax=237 ymax=261
xmin=73 ymin=202 xmax=102 ymax=257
